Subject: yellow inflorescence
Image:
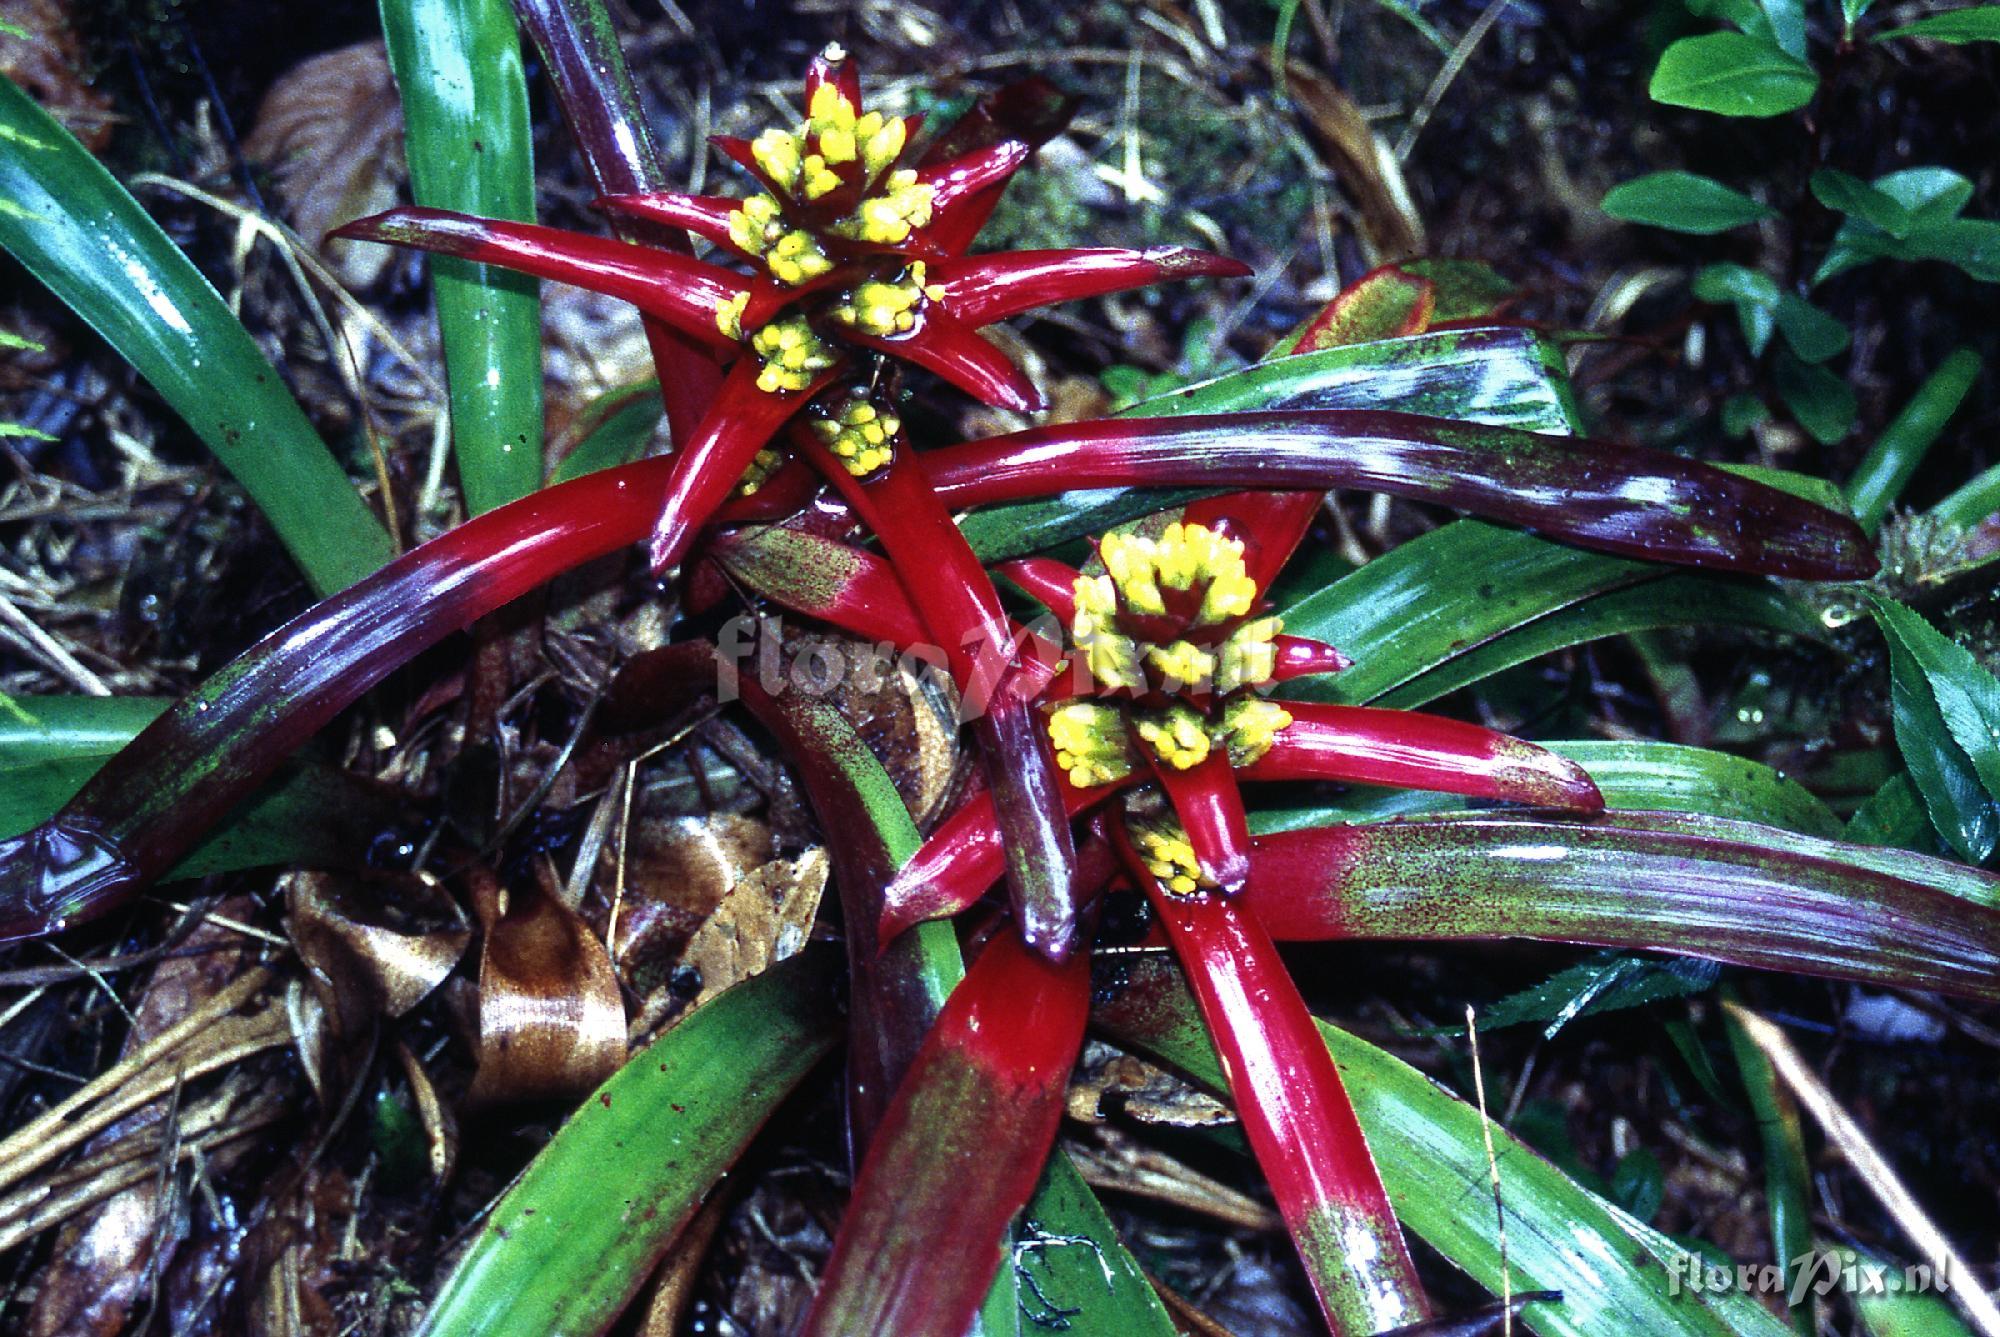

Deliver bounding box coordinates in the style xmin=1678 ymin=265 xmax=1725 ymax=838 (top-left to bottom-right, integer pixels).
xmin=830 ymin=262 xmax=941 ymax=337
xmin=737 ymin=446 xmax=786 ymax=496
xmin=1072 ymin=573 xmax=1145 ymax=690
xmin=1071 ymin=523 xmax=1280 ymax=696
xmin=1133 ymin=703 xmax=1212 ymax=771
xmin=1127 ymin=805 xmax=1211 ymax=896
xmin=1217 ymin=696 xmax=1291 ymax=767
xmin=809 ymin=392 xmax=900 ymax=477
xmin=1047 ymin=700 xmax=1138 ymax=788
xmin=714 ymin=291 xmax=750 ymax=340
xmin=748 ymin=318 xmax=837 ymax=394
xmin=741 ymin=67 xmax=934 ymax=246
xmin=834 ymin=170 xmax=935 ymax=246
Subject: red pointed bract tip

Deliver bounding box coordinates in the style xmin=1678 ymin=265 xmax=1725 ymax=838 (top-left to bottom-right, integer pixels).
xmin=1249 ymin=702 xmax=1605 ymax=813
xmin=647 ymin=359 xmax=840 ymax=575
xmin=1154 ymin=750 xmax=1252 ymax=895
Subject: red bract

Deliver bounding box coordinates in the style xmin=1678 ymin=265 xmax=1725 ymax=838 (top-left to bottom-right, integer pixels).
xmin=335 ymin=45 xmax=1247 ymax=961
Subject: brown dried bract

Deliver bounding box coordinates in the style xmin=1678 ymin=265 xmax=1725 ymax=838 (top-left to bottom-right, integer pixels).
xmin=0 ymin=0 xmax=114 ymax=151
xmin=242 ymin=40 xmax=406 ymax=288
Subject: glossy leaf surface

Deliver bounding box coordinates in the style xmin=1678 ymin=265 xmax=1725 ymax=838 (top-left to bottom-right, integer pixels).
xmin=1099 ymin=960 xmax=1801 ymax=1337
xmin=381 ymin=0 xmax=545 ymax=513
xmin=1650 ymin=32 xmax=1816 ymax=117
xmin=1603 ymin=172 xmax=1778 ymax=233
xmin=1241 ymin=812 xmax=2000 ymax=1000
xmin=0 ymin=76 xmax=393 ymax=594
xmin=1870 ymin=594 xmax=2000 ymax=861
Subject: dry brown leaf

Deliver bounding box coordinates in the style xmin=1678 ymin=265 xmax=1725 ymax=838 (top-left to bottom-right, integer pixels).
xmin=283 ymin=870 xmax=469 ymax=1039
xmin=781 ymin=632 xmax=961 ymax=827
xmin=1282 ymin=59 xmax=1425 ymax=264
xmin=677 ymin=848 xmax=826 ymax=1010
xmin=467 ymin=870 xmax=626 ymax=1106
xmin=23 ymin=908 xmax=263 ymax=1336
xmin=1067 ymin=1038 xmax=1236 ymax=1128
xmin=1063 ymin=1125 xmax=1281 ymax=1232
xmin=0 ymin=0 xmax=113 ymax=150
xmin=609 ymin=812 xmax=775 ymax=993
xmin=242 ymin=40 xmax=405 ymax=288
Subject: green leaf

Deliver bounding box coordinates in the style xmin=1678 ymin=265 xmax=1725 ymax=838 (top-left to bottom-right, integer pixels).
xmin=1810 ymin=168 xmax=1915 ymax=238
xmin=1844 ymin=347 xmax=1980 ymax=533
xmin=1874 ymin=6 xmax=2000 ymax=44
xmin=1915 ymin=217 xmax=2000 ymax=282
xmin=1098 ymin=961 xmax=1799 ymax=1337
xmin=1814 ymin=169 xmax=1994 ymax=285
xmin=1774 ymin=351 xmax=1856 ymax=444
xmin=1847 ymin=773 xmax=1933 ymax=849
xmin=381 ymin=0 xmax=545 ymax=514
xmin=1604 ymin=172 xmax=1779 ymax=234
xmin=1693 ymin=263 xmax=1781 ymax=353
xmin=0 ymin=78 xmax=394 ymax=595
xmin=1722 ymin=393 xmax=1771 ymax=437
xmin=1376 ymin=572 xmax=1829 ymax=712
xmin=1481 ymin=954 xmax=1721 ymax=1039
xmin=1649 ymin=32 xmax=1817 ymax=117
xmin=1012 ymin=1154 xmax=1179 ymax=1337
xmin=0 ymin=695 xmax=407 ymax=882
xmin=418 ymin=953 xmax=840 ymax=1337
xmin=1610 ymin=1147 xmax=1667 ymax=1225
xmin=1723 ymin=997 xmax=1814 ymax=1336
xmin=1868 ymin=594 xmax=2000 ymax=862
xmin=962 ymin=327 xmax=1580 ymax=561
xmin=1774 ymin=295 xmax=1850 ymax=363
xmin=548 ymin=382 xmax=662 ymax=484
xmin=1397 ymin=257 xmax=1517 ymax=322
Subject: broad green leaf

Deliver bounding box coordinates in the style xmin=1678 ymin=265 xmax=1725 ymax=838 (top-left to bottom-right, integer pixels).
xmin=1254 ymin=740 xmax=1844 ymax=838
xmin=1688 ymin=0 xmax=1806 ymax=56
xmin=1774 ymin=295 xmax=1850 ymax=363
xmin=1694 ymin=263 xmax=1781 ymax=353
xmin=1814 ymin=169 xmax=1993 ymax=285
xmin=0 ymin=77 xmax=394 ymax=595
xmin=418 ymin=953 xmax=841 ymax=1337
xmin=1012 ymin=1153 xmax=1178 ymax=1337
xmin=1847 ymin=773 xmax=1932 ymax=849
xmin=1604 ymin=172 xmax=1778 ymax=234
xmin=1850 ymin=1252 xmax=1980 ymax=1336
xmin=1915 ymin=217 xmax=2000 ymax=282
xmin=1279 ymin=521 xmax=1649 ymax=705
xmin=962 ymin=327 xmax=1580 ymax=561
xmin=1377 ymin=571 xmax=1829 ymax=711
xmin=1723 ymin=393 xmax=1772 ymax=437
xmin=1398 ymin=257 xmax=1516 ymax=321
xmin=0 ymin=695 xmax=407 ymax=882
xmin=1929 ymin=457 xmax=2000 ymax=531
xmin=1098 ymin=962 xmax=1798 ymax=1337
xmin=1774 ymin=351 xmax=1856 ymax=444
xmin=1480 ymin=954 xmax=1720 ymax=1038
xmin=1845 ymin=348 xmax=1980 ymax=533
xmin=382 ymin=0 xmax=544 ymax=514
xmin=1810 ymin=168 xmax=1915 ymax=238
xmin=1874 ymin=6 xmax=2000 ymax=43
xmin=1868 ymin=594 xmax=2000 ymax=861
xmin=1650 ymin=32 xmax=1817 ymax=117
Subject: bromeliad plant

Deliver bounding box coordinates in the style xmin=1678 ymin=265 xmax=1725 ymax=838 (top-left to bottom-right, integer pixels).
xmin=4 ymin=4 xmax=1997 ymax=1335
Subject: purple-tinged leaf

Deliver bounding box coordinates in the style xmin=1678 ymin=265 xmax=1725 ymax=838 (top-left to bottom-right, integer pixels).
xmin=0 ymin=455 xmax=681 ymax=942
xmin=916 ymin=410 xmax=1878 ymax=581
xmin=332 ymin=207 xmax=744 ymax=352
xmin=917 ymin=78 xmax=1077 ymax=253
xmin=1241 ymin=812 xmax=2000 ymax=1001
xmin=506 ymin=0 xmax=723 ymax=441
xmin=800 ymin=926 xmax=1090 ymax=1337
xmin=1295 ymin=264 xmax=1437 ymax=352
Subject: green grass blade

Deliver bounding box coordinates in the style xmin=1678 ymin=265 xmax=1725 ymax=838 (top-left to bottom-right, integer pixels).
xmin=1723 ymin=993 xmax=1815 ymax=1336
xmin=0 ymin=77 xmax=393 ymax=595
xmin=1376 ymin=571 xmax=1828 ymax=710
xmin=380 ymin=0 xmax=545 ymax=514
xmin=1098 ymin=959 xmax=1798 ymax=1337
xmin=419 ymin=951 xmax=841 ymax=1337
xmin=1844 ymin=348 xmax=1979 ymax=534
xmin=548 ymin=381 xmax=661 ymax=483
